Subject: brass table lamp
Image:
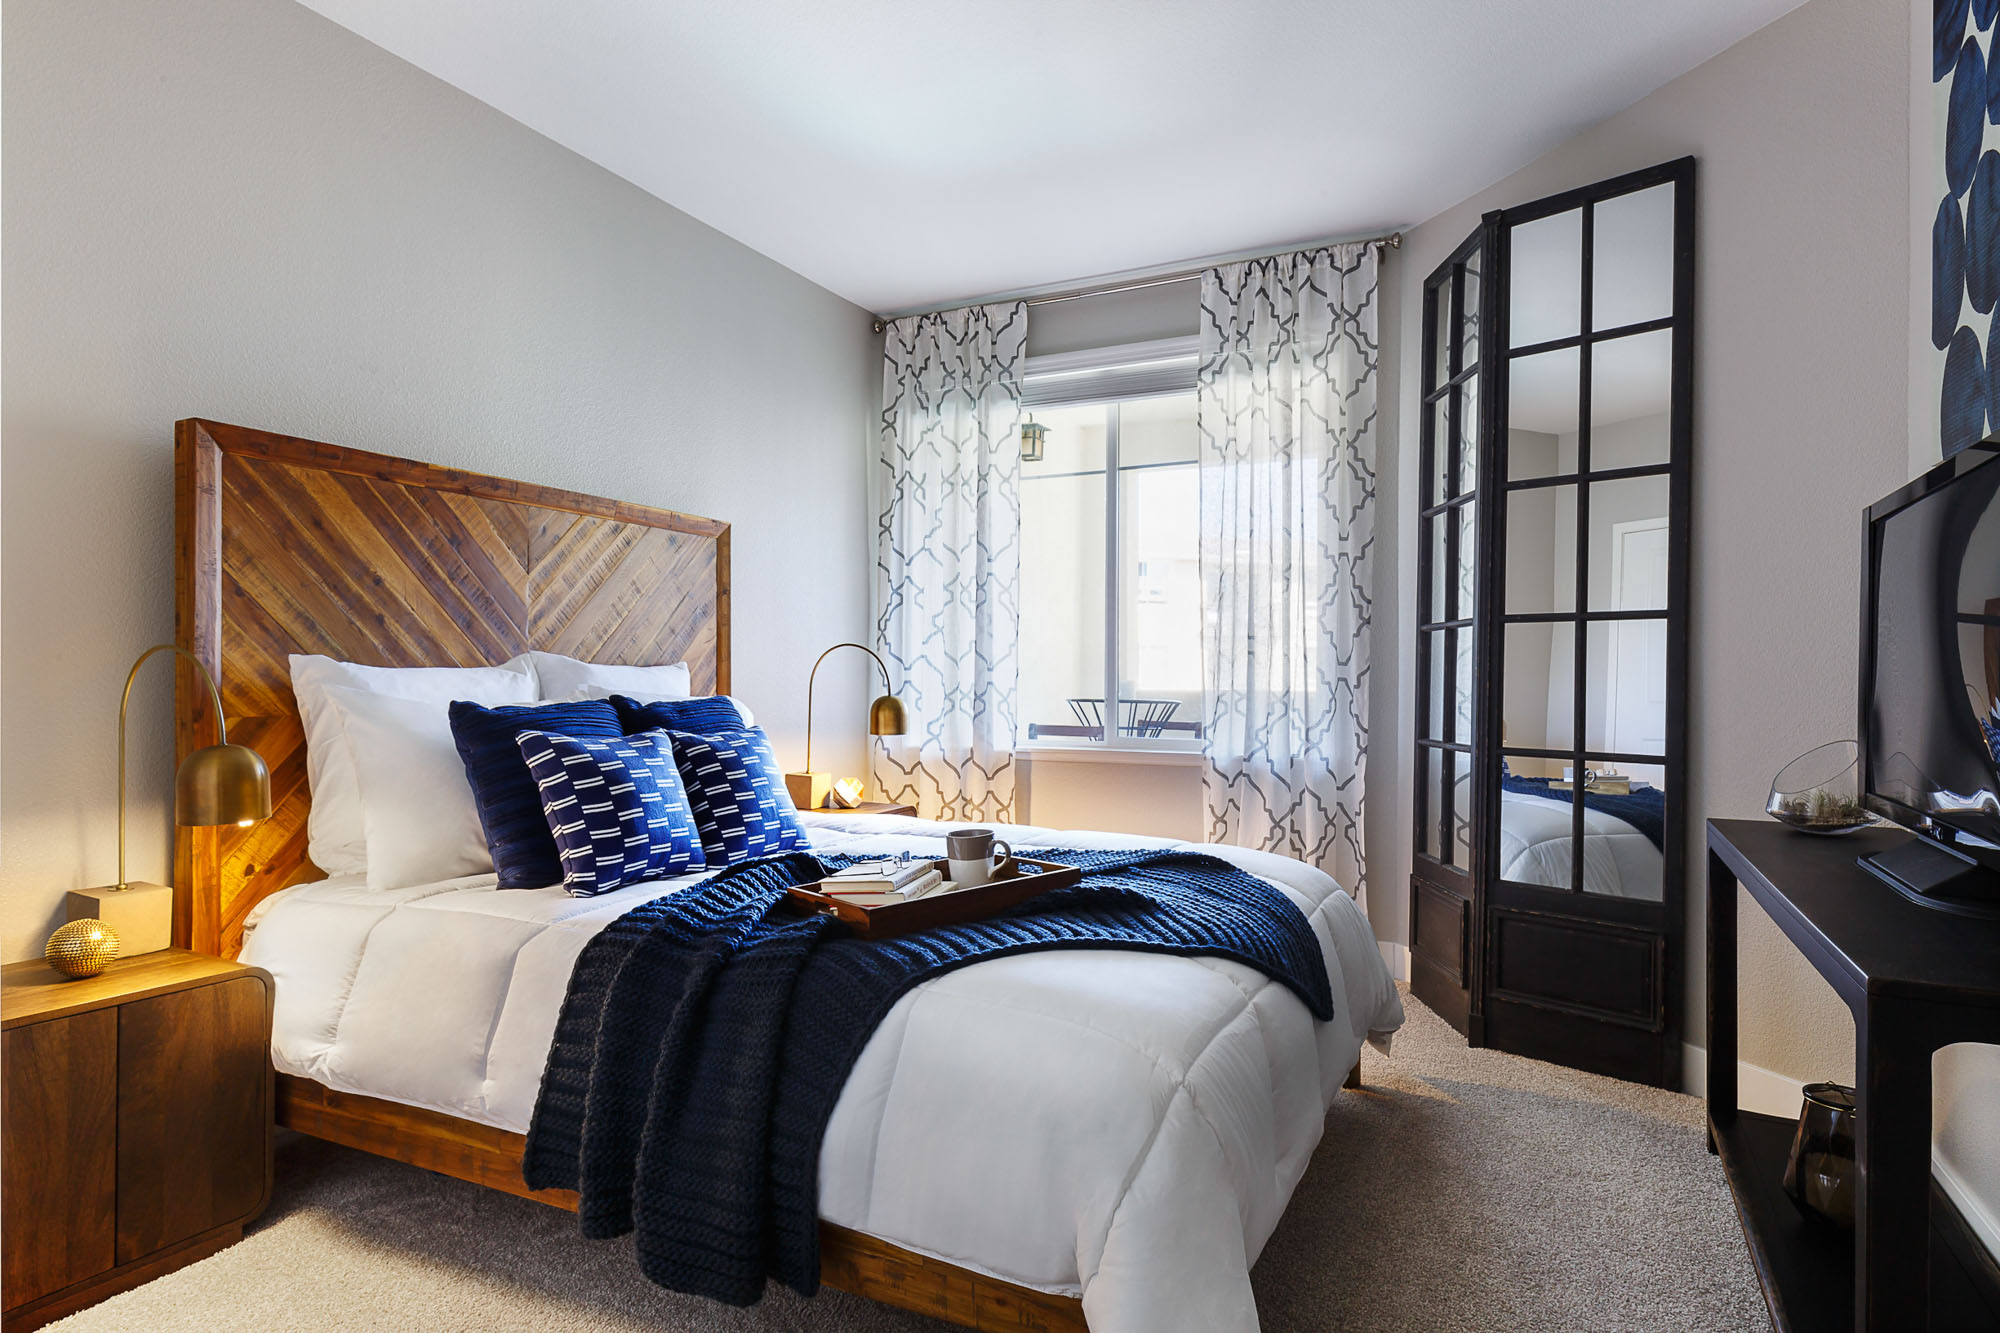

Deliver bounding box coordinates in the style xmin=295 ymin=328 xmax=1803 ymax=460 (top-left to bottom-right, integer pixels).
xmin=783 ymin=643 xmax=906 ymax=811
xmin=66 ymin=644 xmax=272 ymax=955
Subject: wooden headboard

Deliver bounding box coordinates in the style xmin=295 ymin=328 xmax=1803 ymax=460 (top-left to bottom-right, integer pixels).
xmin=172 ymin=419 xmax=730 ymax=957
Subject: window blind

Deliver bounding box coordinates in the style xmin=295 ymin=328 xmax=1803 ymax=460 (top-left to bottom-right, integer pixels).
xmin=1021 ymin=335 xmax=1199 ymax=407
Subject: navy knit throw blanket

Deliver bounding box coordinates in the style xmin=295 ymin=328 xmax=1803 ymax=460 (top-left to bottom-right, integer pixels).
xmin=521 ymin=847 xmax=1335 ymax=1307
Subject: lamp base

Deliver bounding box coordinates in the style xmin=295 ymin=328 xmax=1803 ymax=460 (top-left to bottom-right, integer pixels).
xmin=785 ymin=771 xmax=831 ymax=811
xmin=68 ymin=882 xmax=173 ymax=956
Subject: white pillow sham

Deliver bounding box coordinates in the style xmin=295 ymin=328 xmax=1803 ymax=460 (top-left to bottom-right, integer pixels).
xmin=319 ymin=684 xmax=499 ymax=892
xmin=289 ymin=654 xmax=537 ymax=875
xmin=528 ymin=652 xmax=691 ymax=702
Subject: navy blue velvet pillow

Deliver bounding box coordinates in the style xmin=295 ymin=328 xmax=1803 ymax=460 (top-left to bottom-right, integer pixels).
xmin=667 ymin=726 xmax=811 ymax=865
xmin=449 ymin=698 xmax=623 ymax=889
xmin=609 ymin=694 xmax=747 ymax=737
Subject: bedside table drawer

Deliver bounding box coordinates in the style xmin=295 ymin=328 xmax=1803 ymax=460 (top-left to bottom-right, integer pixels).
xmin=2 ymin=949 xmax=273 ymax=1331
xmin=1 ymin=1011 xmax=117 ymax=1306
xmin=115 ymin=977 xmax=270 ymax=1262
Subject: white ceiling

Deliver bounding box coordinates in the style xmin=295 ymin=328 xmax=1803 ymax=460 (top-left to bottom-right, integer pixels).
xmin=297 ymin=0 xmax=1803 ymax=314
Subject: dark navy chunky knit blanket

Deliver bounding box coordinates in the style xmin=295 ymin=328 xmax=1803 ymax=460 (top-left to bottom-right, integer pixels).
xmin=521 ymin=847 xmax=1334 ymax=1307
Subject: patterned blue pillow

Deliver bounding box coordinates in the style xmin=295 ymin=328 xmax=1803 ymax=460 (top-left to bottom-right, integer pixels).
xmin=514 ymin=729 xmax=706 ymax=896
xmin=450 ymin=699 xmax=624 ymax=889
xmin=610 ymin=693 xmax=747 ymax=736
xmin=667 ymin=726 xmax=811 ymax=865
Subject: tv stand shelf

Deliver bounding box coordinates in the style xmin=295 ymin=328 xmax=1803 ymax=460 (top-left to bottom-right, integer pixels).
xmin=1706 ymin=819 xmax=2000 ymax=1332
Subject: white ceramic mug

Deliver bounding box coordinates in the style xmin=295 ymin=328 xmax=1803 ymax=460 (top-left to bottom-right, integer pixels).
xmin=945 ymin=828 xmax=1013 ymax=886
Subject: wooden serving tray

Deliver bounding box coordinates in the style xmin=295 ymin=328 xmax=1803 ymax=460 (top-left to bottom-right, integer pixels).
xmin=786 ymin=857 xmax=1082 ymax=939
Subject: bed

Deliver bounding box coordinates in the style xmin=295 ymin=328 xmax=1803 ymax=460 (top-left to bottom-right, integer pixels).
xmin=170 ymin=419 xmax=1402 ymax=1333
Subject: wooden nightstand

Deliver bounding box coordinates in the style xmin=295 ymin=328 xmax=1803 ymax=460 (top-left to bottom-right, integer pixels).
xmin=806 ymin=801 xmax=917 ymax=817
xmin=1 ymin=948 xmax=273 ymax=1331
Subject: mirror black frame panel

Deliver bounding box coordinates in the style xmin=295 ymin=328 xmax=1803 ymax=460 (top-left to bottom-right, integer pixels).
xmin=1410 ymin=156 xmax=1694 ymax=1088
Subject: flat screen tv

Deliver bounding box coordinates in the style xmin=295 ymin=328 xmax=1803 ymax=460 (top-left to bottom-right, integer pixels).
xmin=1858 ymin=440 xmax=2000 ymax=911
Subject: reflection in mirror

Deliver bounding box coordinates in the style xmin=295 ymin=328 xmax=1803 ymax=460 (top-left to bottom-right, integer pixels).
xmin=1455 ymin=373 xmax=1480 ymax=498
xmin=1507 ymin=347 xmax=1578 ymax=480
xmin=1499 ymin=750 xmax=1665 ymax=900
xmin=1424 ymin=629 xmax=1445 ymax=739
xmin=1592 ymin=185 xmax=1675 ymax=330
xmin=1451 ymin=752 xmax=1474 ymax=866
xmin=1432 ymin=281 xmax=1453 ymax=385
xmin=1459 ymin=253 xmax=1482 ymax=368
xmin=1509 ymin=208 xmax=1583 ymax=348
xmin=1585 ymin=476 xmax=1670 ymax=611
xmin=1501 ymin=622 xmax=1574 ymax=754
xmin=1421 ymin=747 xmax=1444 ymax=862
xmin=1497 ymin=751 xmax=1576 ymax=891
xmin=1587 ymin=618 xmax=1667 ymax=766
xmin=1429 ymin=397 xmax=1452 ymax=503
xmin=1453 ymin=503 xmax=1478 ymax=621
xmin=1588 ymin=331 xmax=1672 ymax=466
xmin=1427 ymin=514 xmax=1448 ymax=619
xmin=1504 ymin=484 xmax=1577 ymax=615
xmin=1454 ymin=625 xmax=1474 ymax=743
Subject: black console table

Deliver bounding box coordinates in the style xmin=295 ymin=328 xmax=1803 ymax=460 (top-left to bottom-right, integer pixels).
xmin=1706 ymin=819 xmax=2000 ymax=1332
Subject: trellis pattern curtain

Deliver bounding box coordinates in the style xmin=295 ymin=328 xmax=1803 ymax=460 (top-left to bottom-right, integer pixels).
xmin=872 ymin=302 xmax=1027 ymax=821
xmin=1197 ymin=245 xmax=1379 ymax=898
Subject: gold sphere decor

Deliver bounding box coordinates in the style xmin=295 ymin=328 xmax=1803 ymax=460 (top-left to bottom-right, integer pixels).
xmin=46 ymin=919 xmax=120 ymax=979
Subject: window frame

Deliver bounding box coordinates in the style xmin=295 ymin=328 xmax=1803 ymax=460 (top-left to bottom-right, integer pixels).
xmin=1017 ymin=391 xmax=1203 ymax=756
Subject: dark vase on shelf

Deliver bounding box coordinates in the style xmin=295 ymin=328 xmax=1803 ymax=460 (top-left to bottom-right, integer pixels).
xmin=1781 ymin=1082 xmax=1857 ymax=1227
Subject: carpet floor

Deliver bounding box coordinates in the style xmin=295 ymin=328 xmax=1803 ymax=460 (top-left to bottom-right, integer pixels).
xmin=49 ymin=989 xmax=1770 ymax=1332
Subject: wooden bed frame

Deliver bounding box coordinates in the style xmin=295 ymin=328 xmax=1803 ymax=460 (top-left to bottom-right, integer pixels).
xmin=170 ymin=419 xmax=1090 ymax=1333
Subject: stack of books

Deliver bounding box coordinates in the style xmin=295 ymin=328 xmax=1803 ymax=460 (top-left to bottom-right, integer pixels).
xmin=819 ymin=858 xmax=945 ymax=906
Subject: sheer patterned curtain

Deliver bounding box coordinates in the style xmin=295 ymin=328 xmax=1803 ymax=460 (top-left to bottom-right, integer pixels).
xmin=872 ymin=302 xmax=1027 ymax=821
xmin=1198 ymin=245 xmax=1379 ymax=898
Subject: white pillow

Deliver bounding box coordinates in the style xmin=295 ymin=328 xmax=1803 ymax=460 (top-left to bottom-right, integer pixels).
xmin=319 ymin=684 xmax=495 ymax=892
xmin=563 ymin=682 xmax=756 ymax=727
xmin=289 ymin=654 xmax=537 ymax=874
xmin=528 ymin=652 xmax=691 ymax=703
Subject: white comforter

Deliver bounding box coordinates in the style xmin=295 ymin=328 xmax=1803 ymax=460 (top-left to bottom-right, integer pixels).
xmin=1499 ymin=789 xmax=1663 ymax=899
xmin=241 ymin=812 xmax=1403 ymax=1332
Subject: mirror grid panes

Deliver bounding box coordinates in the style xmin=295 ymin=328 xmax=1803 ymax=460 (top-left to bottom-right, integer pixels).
xmin=1496 ymin=179 xmax=1677 ymax=904
xmin=1415 ymin=241 xmax=1483 ymax=873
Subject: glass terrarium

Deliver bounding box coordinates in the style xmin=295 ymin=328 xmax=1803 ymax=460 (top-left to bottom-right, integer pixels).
xmin=1766 ymin=740 xmax=1876 ymax=835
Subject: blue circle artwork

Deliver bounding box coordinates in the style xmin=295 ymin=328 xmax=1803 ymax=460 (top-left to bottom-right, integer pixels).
xmin=1943 ymin=326 xmax=1988 ymax=456
xmin=1937 ymin=193 xmax=1969 ymax=350
xmin=1970 ymin=153 xmax=2000 ymax=315
xmin=1942 ymin=0 xmax=1972 ymax=81
xmin=1988 ymin=28 xmax=2000 ymax=124
xmin=1985 ymin=304 xmax=2000 ymax=435
xmin=1950 ymin=38 xmax=1988 ymax=199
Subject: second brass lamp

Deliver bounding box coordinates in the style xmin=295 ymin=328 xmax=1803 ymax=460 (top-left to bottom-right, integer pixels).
xmin=783 ymin=643 xmax=906 ymax=811
xmin=66 ymin=644 xmax=272 ymax=955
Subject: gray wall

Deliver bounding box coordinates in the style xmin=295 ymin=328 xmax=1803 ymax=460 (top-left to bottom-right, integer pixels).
xmin=1 ymin=0 xmax=880 ymax=959
xmin=1380 ymin=0 xmax=1908 ymax=1080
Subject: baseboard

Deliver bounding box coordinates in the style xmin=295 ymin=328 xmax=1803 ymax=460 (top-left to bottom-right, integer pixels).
xmin=1377 ymin=939 xmax=1409 ymax=982
xmin=1679 ymin=1043 xmax=1806 ymax=1118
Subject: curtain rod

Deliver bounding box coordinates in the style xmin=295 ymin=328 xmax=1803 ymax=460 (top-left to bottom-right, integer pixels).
xmin=872 ymin=230 xmax=1403 ymax=330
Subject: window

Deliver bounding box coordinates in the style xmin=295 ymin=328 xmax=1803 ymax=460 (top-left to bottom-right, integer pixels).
xmin=1019 ymin=391 xmax=1202 ymax=750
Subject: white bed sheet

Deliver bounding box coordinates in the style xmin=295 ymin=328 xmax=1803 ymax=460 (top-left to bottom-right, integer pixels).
xmin=1499 ymin=788 xmax=1664 ymax=899
xmin=241 ymin=812 xmax=1402 ymax=1333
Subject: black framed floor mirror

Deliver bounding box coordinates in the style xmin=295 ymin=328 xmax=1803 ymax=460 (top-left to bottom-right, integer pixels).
xmin=1410 ymin=157 xmax=1693 ymax=1087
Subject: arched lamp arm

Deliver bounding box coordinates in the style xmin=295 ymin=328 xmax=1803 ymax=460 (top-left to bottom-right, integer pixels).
xmin=117 ymin=644 xmax=229 ymax=890
xmin=804 ymin=642 xmax=894 ymax=775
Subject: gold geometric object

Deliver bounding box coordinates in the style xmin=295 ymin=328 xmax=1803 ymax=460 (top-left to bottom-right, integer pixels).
xmin=46 ymin=918 xmax=120 ymax=979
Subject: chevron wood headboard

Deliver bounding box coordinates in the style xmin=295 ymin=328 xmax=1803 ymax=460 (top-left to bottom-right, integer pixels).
xmin=171 ymin=419 xmax=730 ymax=957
